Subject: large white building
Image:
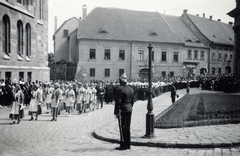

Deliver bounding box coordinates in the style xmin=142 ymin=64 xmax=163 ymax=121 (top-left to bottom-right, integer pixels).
xmin=53 ymin=6 xmax=234 ymax=82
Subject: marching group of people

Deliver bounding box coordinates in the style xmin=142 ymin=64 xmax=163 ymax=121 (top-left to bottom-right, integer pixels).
xmin=0 ymin=73 xmax=239 ymax=125
xmin=0 ymin=78 xmax=107 ymax=124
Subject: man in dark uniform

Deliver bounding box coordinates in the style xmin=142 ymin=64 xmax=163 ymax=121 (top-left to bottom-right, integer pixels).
xmin=170 ymin=83 xmax=178 ymax=103
xmin=114 ymin=73 xmax=135 ymax=150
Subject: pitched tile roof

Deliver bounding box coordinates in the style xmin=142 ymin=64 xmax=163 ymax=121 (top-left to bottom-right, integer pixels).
xmin=53 ymin=17 xmax=78 ymax=36
xmin=77 ymin=7 xmax=183 ymax=43
xmin=187 ymin=14 xmax=234 ymax=45
xmin=162 ymin=14 xmax=207 ymax=48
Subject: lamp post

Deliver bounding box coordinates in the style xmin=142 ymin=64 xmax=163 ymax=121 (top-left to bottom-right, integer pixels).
xmin=144 ymin=43 xmax=155 ymax=138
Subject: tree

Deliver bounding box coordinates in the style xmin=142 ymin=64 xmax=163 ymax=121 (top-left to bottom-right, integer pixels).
xmin=48 ymin=53 xmax=54 ymax=65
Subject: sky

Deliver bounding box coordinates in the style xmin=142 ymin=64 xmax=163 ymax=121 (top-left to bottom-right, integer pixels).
xmin=48 ymin=0 xmax=236 ymax=53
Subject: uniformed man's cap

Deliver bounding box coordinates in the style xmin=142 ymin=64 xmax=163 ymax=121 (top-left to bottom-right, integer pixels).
xmin=119 ymin=73 xmax=127 ymax=83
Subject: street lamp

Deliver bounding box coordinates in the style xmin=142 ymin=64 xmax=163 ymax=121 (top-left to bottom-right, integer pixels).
xmin=144 ymin=43 xmax=155 ymax=138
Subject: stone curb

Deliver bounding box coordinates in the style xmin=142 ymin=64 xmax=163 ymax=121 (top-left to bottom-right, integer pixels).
xmin=92 ymin=129 xmax=240 ymax=148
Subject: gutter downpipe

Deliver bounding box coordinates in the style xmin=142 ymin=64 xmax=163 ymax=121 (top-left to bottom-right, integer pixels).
xmin=130 ymin=41 xmax=133 ymax=79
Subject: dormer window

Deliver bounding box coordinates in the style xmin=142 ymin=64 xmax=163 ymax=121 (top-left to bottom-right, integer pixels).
xmin=99 ymin=27 xmax=108 ymax=34
xmin=149 ymin=32 xmax=158 ymax=36
xmin=186 ymin=39 xmax=192 ymax=42
xmin=229 ymin=38 xmax=232 ymax=41
xmin=213 ymin=35 xmax=216 ymax=38
xmin=195 ymin=40 xmax=201 ymax=43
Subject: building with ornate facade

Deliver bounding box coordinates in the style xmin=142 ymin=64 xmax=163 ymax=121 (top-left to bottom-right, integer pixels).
xmin=53 ymin=6 xmax=234 ymax=82
xmin=0 ymin=0 xmax=49 ymax=82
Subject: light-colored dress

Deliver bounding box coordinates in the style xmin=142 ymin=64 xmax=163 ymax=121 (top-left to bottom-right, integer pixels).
xmin=10 ymin=90 xmax=24 ymax=118
xmin=65 ymin=89 xmax=75 ymax=107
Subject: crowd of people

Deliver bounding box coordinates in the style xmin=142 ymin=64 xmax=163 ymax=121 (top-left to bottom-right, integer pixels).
xmin=0 ymin=73 xmax=239 ymax=124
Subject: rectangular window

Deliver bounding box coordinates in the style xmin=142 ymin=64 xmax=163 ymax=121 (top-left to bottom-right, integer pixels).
xmin=63 ymin=29 xmax=69 ymax=37
xmin=212 ymin=53 xmax=216 ymax=61
xmin=188 ymin=50 xmax=192 ymax=59
xmin=212 ymin=68 xmax=215 ymax=75
xmin=105 ymin=68 xmax=110 ymax=77
xmin=5 ymin=72 xmax=11 ymax=81
xmin=161 ymin=71 xmax=166 ymax=77
xmin=218 ymin=53 xmax=222 ymax=61
xmin=90 ymin=68 xmax=95 ymax=77
xmin=27 ymin=72 xmax=32 ymax=82
xmin=151 ymin=51 xmax=155 ymax=61
xmin=19 ymin=72 xmax=24 ymax=81
xmin=200 ymin=51 xmax=205 ymax=60
xmin=161 ymin=51 xmax=166 ymax=61
xmin=169 ymin=71 xmax=174 ymax=77
xmin=119 ymin=50 xmax=125 ymax=60
xmin=194 ymin=50 xmax=198 ymax=59
xmin=119 ymin=69 xmax=124 ymax=77
xmin=224 ymin=54 xmax=228 ymax=62
xmin=138 ymin=50 xmax=144 ymax=61
xmin=173 ymin=52 xmax=178 ymax=62
xmin=104 ymin=49 xmax=111 ymax=60
xmin=89 ymin=49 xmax=96 ymax=59
xmin=218 ymin=68 xmax=221 ymax=74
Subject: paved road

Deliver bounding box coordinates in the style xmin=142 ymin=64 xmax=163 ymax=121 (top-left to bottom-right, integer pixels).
xmin=0 ymin=88 xmax=239 ymax=156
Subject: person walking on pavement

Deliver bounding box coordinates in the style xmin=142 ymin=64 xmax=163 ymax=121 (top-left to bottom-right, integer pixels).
xmin=170 ymin=83 xmax=178 ymax=103
xmin=9 ymin=84 xmax=24 ymax=124
xmin=96 ymin=81 xmax=106 ymax=109
xmin=51 ymin=83 xmax=62 ymax=121
xmin=65 ymin=85 xmax=75 ymax=117
xmin=114 ymin=73 xmax=135 ymax=150
xmin=28 ymin=84 xmax=42 ymax=121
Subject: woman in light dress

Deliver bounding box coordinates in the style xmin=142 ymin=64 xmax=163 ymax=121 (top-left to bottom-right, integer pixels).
xmin=28 ymin=84 xmax=43 ymax=121
xmin=89 ymin=84 xmax=97 ymax=111
xmin=65 ymin=85 xmax=75 ymax=117
xmin=9 ymin=84 xmax=24 ymax=124
xmin=45 ymin=84 xmax=54 ymax=114
xmin=76 ymin=83 xmax=85 ymax=114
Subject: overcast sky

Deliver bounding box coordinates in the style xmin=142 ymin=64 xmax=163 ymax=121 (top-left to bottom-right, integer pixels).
xmin=48 ymin=0 xmax=236 ymax=53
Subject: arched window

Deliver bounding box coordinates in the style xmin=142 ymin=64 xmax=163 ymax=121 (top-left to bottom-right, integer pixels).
xmin=17 ymin=20 xmax=23 ymax=57
xmin=2 ymin=15 xmax=11 ymax=56
xmin=26 ymin=23 xmax=31 ymax=58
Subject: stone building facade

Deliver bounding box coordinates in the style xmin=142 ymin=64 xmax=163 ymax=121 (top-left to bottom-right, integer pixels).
xmin=0 ymin=0 xmax=49 ymax=82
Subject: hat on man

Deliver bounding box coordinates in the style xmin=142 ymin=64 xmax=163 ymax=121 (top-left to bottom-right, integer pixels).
xmin=119 ymin=73 xmax=127 ymax=83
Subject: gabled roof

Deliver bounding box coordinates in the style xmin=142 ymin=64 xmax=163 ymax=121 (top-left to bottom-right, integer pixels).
xmin=162 ymin=14 xmax=207 ymax=48
xmin=187 ymin=14 xmax=234 ymax=45
xmin=77 ymin=7 xmax=183 ymax=43
xmin=53 ymin=17 xmax=78 ymax=36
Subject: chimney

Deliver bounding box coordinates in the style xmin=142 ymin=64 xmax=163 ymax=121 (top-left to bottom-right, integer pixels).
xmin=217 ymin=19 xmax=221 ymax=22
xmin=196 ymin=14 xmax=199 ymax=16
xmin=209 ymin=15 xmax=212 ymax=20
xmin=229 ymin=22 xmax=233 ymax=25
xmin=203 ymin=13 xmax=205 ymax=18
xmin=54 ymin=16 xmax=57 ymax=32
xmin=82 ymin=5 xmax=87 ymax=18
xmin=183 ymin=9 xmax=188 ymax=14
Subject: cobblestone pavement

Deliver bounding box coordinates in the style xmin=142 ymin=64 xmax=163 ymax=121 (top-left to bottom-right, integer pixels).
xmin=0 ymin=88 xmax=239 ymax=156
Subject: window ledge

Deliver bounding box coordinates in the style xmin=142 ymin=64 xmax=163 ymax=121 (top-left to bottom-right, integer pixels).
xmin=26 ymin=56 xmax=31 ymax=62
xmin=37 ymin=20 xmax=44 ymax=26
xmin=17 ymin=54 xmax=24 ymax=61
xmin=187 ymin=58 xmax=192 ymax=60
xmin=3 ymin=53 xmax=11 ymax=60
